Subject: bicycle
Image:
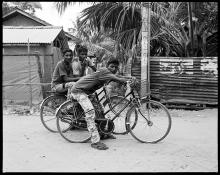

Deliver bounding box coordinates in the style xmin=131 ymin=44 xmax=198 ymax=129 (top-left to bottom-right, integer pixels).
xmin=40 ymin=85 xmax=128 ymax=133
xmin=55 ymin=79 xmax=172 ymax=143
xmin=40 ymin=91 xmax=67 ymax=132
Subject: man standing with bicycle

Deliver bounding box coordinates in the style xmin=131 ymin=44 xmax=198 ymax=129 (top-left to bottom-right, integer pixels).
xmin=70 ymin=56 xmax=136 ymax=150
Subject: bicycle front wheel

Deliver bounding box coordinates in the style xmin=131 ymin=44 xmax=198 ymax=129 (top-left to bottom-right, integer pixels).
xmin=40 ymin=95 xmax=66 ymax=132
xmin=126 ymin=99 xmax=172 ymax=143
xmin=56 ymin=100 xmax=91 ymax=143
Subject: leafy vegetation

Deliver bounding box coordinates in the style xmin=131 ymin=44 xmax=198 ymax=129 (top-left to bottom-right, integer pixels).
xmin=2 ymin=1 xmax=42 ymax=16
xmin=55 ymin=2 xmax=217 ymax=59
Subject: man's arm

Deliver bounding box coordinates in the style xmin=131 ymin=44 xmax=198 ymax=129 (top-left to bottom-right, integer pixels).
xmin=114 ymin=74 xmax=137 ymax=87
xmin=63 ymin=76 xmax=80 ymax=82
xmin=116 ymin=74 xmax=133 ymax=79
xmin=109 ymin=74 xmax=131 ymax=84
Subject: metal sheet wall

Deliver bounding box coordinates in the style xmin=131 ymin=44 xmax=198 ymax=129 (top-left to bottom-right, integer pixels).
xmin=131 ymin=57 xmax=218 ymax=105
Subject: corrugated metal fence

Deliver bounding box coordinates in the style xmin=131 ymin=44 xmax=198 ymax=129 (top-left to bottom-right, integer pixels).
xmin=132 ymin=57 xmax=218 ymax=107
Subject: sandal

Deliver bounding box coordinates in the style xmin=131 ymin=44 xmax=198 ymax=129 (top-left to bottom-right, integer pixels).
xmin=91 ymin=142 xmax=109 ymax=150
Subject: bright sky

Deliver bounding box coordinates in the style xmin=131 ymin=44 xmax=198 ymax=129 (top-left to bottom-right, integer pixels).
xmin=35 ymin=2 xmax=91 ymax=32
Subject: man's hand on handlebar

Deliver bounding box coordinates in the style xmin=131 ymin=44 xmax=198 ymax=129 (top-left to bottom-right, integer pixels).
xmin=127 ymin=76 xmax=136 ymax=82
xmin=127 ymin=76 xmax=137 ymax=88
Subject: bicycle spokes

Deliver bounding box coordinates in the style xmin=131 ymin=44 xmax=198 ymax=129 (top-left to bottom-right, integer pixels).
xmin=59 ymin=115 xmax=72 ymax=124
xmin=56 ymin=100 xmax=91 ymax=143
xmin=40 ymin=95 xmax=66 ymax=133
xmin=126 ymin=100 xmax=172 ymax=143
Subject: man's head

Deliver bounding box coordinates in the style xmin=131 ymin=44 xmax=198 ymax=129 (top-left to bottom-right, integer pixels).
xmin=62 ymin=49 xmax=73 ymax=63
xmin=76 ymin=45 xmax=88 ymax=61
xmin=106 ymin=56 xmax=119 ymax=74
xmin=91 ymin=57 xmax=97 ymax=65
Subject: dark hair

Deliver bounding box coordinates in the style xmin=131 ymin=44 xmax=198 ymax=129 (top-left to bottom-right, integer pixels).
xmin=74 ymin=44 xmax=88 ymax=56
xmin=62 ymin=49 xmax=73 ymax=55
xmin=106 ymin=56 xmax=119 ymax=67
xmin=78 ymin=45 xmax=88 ymax=54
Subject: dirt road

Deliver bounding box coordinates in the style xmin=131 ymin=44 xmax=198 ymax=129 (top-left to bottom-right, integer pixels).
xmin=3 ymin=108 xmax=218 ymax=172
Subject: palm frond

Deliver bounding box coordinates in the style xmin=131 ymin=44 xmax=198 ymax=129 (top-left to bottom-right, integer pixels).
xmin=54 ymin=2 xmax=86 ymax=15
xmin=56 ymin=1 xmax=217 ymax=57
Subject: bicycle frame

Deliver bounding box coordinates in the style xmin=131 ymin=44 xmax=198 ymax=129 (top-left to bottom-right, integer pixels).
xmin=98 ymin=83 xmax=153 ymax=125
xmin=96 ymin=84 xmax=140 ymax=121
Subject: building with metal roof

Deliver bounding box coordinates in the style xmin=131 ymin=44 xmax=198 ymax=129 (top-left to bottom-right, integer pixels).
xmin=2 ymin=9 xmax=72 ymax=104
xmin=3 ymin=26 xmax=68 ymax=49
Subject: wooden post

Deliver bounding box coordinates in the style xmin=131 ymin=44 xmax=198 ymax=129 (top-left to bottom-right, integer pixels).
xmin=50 ymin=42 xmax=54 ymax=78
xmin=34 ymin=52 xmax=46 ymax=99
xmin=28 ymin=38 xmax=32 ymax=109
xmin=141 ymin=2 xmax=151 ymax=98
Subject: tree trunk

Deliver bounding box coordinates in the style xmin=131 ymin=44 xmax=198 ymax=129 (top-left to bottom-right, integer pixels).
xmin=141 ymin=2 xmax=151 ymax=98
xmin=188 ymin=2 xmax=194 ymax=55
xmin=188 ymin=2 xmax=201 ymax=75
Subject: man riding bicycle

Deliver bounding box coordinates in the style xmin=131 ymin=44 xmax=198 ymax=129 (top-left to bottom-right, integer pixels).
xmin=70 ymin=56 xmax=136 ymax=150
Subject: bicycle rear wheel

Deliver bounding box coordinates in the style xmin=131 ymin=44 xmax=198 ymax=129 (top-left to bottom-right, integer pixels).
xmin=103 ymin=96 xmax=130 ymax=135
xmin=56 ymin=100 xmax=91 ymax=143
xmin=126 ymin=99 xmax=172 ymax=143
xmin=40 ymin=95 xmax=66 ymax=132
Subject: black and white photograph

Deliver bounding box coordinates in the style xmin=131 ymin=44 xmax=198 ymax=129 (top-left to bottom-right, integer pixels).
xmin=2 ymin=2 xmax=218 ymax=172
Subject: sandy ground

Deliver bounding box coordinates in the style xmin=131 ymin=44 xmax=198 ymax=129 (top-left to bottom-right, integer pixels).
xmin=3 ymin=107 xmax=218 ymax=172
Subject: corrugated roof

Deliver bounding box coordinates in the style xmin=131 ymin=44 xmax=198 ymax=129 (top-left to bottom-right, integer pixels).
xmin=3 ymin=26 xmax=63 ymax=44
xmin=3 ymin=7 xmax=52 ymax=26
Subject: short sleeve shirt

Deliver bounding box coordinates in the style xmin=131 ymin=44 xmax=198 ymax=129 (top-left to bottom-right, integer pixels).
xmin=71 ymin=67 xmax=118 ymax=95
xmin=51 ymin=60 xmax=74 ymax=87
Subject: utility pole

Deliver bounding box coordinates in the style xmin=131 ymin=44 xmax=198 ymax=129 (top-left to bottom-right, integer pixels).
xmin=141 ymin=2 xmax=151 ymax=98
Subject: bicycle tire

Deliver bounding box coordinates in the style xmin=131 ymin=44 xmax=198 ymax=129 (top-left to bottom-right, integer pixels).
xmin=126 ymin=99 xmax=172 ymax=143
xmin=56 ymin=100 xmax=91 ymax=143
xmin=103 ymin=95 xmax=131 ymax=135
xmin=40 ymin=95 xmax=66 ymax=132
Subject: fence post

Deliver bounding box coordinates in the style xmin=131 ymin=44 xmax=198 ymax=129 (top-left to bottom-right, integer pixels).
xmin=28 ymin=38 xmax=32 ymax=109
xmin=51 ymin=54 xmax=55 ymax=78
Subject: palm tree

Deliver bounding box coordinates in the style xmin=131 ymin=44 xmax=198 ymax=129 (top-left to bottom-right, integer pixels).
xmin=55 ymin=2 xmax=217 ymax=56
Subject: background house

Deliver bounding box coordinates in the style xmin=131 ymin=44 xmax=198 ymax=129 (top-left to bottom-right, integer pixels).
xmin=2 ymin=7 xmax=76 ymax=105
